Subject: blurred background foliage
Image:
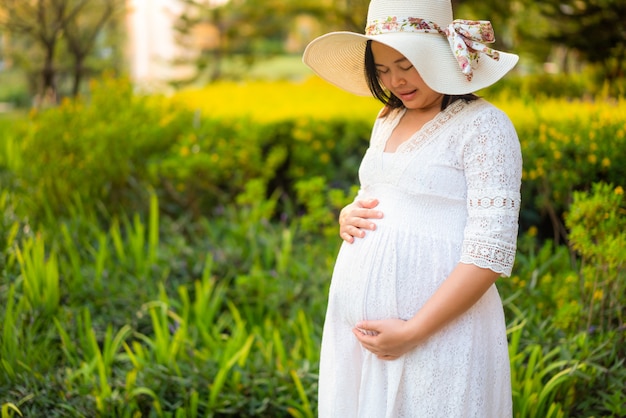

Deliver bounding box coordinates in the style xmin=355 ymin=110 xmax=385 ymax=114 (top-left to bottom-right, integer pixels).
xmin=0 ymin=0 xmax=624 ymax=104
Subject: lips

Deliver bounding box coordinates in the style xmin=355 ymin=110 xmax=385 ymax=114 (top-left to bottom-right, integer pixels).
xmin=397 ymin=89 xmax=417 ymax=100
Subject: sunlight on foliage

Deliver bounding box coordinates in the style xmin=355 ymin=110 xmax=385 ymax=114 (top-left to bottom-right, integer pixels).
xmin=171 ymin=77 xmax=382 ymax=122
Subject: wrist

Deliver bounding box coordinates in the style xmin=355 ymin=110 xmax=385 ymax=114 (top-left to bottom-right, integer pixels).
xmin=405 ymin=316 xmax=427 ymax=347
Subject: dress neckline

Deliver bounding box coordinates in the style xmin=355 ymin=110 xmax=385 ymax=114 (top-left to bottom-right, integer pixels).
xmin=376 ymin=99 xmax=471 ymax=154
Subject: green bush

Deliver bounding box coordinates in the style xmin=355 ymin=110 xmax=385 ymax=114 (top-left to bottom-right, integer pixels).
xmin=513 ymin=100 xmax=626 ymax=242
xmin=4 ymin=77 xmax=190 ymax=223
xmin=483 ymin=71 xmax=626 ymax=99
xmin=565 ymin=182 xmax=625 ymax=333
xmin=150 ymin=116 xmax=369 ymax=222
xmin=1 ymin=78 xmax=371 ymax=228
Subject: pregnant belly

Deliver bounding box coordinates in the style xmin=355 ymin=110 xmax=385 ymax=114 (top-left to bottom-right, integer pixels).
xmin=328 ymin=234 xmax=400 ymax=327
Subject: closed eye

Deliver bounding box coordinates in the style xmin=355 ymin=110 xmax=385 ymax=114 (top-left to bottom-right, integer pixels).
xmin=375 ymin=65 xmax=389 ymax=75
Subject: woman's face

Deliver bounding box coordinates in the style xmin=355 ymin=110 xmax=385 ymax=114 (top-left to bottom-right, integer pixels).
xmin=371 ymin=42 xmax=443 ymax=112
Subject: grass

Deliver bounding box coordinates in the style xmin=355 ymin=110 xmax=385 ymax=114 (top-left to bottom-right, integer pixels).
xmin=245 ymin=54 xmax=313 ymax=81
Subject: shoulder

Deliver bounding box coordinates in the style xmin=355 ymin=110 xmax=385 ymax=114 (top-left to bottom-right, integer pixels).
xmin=463 ymin=99 xmax=517 ymax=134
xmin=459 ymin=100 xmax=521 ymax=159
xmin=375 ymin=105 xmax=403 ymax=120
xmin=372 ymin=106 xmax=403 ymax=131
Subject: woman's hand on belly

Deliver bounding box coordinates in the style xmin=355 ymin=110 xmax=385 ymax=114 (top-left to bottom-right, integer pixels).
xmin=352 ymin=318 xmax=415 ymax=360
xmin=339 ymin=198 xmax=384 ymax=243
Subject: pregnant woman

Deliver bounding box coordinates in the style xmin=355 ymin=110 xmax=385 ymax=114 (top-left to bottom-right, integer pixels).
xmin=302 ymin=0 xmax=523 ymax=416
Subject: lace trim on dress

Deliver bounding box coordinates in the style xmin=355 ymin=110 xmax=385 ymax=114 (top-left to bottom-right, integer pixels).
xmin=468 ymin=196 xmax=518 ymax=210
xmin=372 ymin=99 xmax=470 ymax=153
xmin=400 ymin=99 xmax=468 ymax=154
xmin=460 ymin=237 xmax=516 ymax=275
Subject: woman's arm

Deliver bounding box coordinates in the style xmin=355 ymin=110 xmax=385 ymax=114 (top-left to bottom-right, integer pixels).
xmin=353 ymin=263 xmax=499 ymax=360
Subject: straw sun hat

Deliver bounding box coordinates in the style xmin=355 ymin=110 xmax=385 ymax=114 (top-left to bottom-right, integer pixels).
xmin=303 ymin=0 xmax=519 ymax=96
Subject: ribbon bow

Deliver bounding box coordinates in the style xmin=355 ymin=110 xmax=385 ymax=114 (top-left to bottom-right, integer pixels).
xmin=444 ymin=20 xmax=500 ymax=81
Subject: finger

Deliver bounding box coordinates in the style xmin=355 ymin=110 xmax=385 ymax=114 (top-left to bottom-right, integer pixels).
xmin=357 ymin=198 xmax=380 ymax=209
xmin=353 ymin=328 xmax=376 ymax=342
xmin=343 ymin=217 xmax=377 ymax=231
xmin=355 ymin=320 xmax=379 ymax=333
xmin=353 ymin=327 xmax=379 ymax=340
xmin=340 ymin=232 xmax=355 ymax=243
xmin=339 ymin=227 xmax=367 ymax=240
xmin=340 ymin=225 xmax=367 ymax=239
xmin=353 ymin=208 xmax=384 ymax=220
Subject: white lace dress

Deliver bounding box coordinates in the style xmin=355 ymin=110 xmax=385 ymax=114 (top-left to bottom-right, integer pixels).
xmin=318 ymin=99 xmax=522 ymax=418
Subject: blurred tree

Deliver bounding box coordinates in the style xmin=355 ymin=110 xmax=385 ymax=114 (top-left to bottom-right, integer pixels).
xmin=173 ymin=0 xmax=291 ymax=83
xmin=0 ymin=0 xmax=81 ymax=104
xmin=454 ymin=0 xmax=533 ymax=52
xmin=537 ymin=0 xmax=626 ymax=80
xmin=173 ymin=0 xmax=374 ymax=83
xmin=0 ymin=0 xmax=124 ymax=104
xmin=456 ymin=0 xmax=625 ymax=79
xmin=301 ymin=0 xmax=369 ymax=33
xmin=62 ymin=0 xmax=125 ymax=96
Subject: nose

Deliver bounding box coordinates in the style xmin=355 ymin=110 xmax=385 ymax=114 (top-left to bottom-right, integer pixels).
xmin=390 ymin=71 xmax=406 ymax=87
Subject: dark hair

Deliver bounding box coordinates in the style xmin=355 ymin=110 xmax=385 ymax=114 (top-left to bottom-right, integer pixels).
xmin=364 ymin=40 xmax=478 ymax=111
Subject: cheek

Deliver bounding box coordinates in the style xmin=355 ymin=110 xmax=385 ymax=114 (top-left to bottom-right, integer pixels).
xmin=378 ymin=74 xmax=392 ymax=89
xmin=410 ymin=73 xmax=426 ymax=87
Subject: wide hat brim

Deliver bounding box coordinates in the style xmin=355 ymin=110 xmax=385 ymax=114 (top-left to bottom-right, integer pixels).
xmin=303 ymin=31 xmax=519 ymax=96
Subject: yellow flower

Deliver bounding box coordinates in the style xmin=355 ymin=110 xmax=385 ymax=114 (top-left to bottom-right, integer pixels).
xmin=587 ymin=154 xmax=597 ymax=164
xmin=601 ymin=157 xmax=611 ymax=168
xmin=528 ymin=226 xmax=538 ymax=237
xmin=593 ymin=289 xmax=603 ymax=301
xmin=615 ymin=186 xmax=624 ymax=195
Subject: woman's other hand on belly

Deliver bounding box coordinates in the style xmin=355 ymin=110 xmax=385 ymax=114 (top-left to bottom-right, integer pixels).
xmin=339 ymin=198 xmax=384 ymax=243
xmin=353 ymin=318 xmax=415 ymax=360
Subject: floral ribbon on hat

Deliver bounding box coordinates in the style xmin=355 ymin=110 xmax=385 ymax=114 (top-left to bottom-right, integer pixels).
xmin=365 ymin=17 xmax=500 ymax=81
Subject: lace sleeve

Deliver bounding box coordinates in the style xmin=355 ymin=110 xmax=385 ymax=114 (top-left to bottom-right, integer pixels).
xmin=460 ymin=105 xmax=522 ymax=276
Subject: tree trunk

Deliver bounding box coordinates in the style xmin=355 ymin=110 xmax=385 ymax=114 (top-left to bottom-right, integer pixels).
xmin=72 ymin=56 xmax=85 ymax=97
xmin=39 ymin=44 xmax=58 ymax=106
